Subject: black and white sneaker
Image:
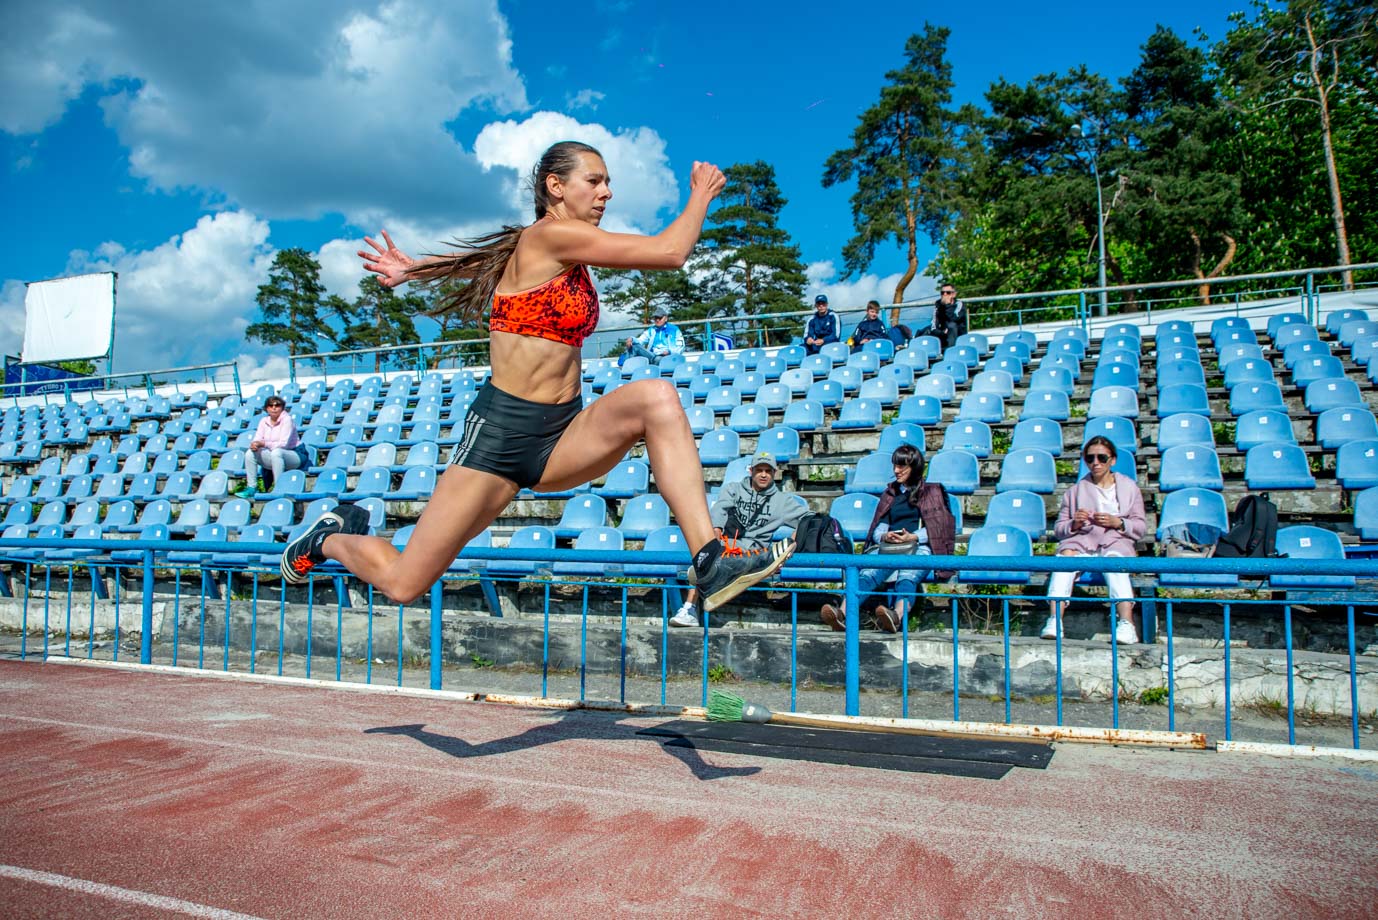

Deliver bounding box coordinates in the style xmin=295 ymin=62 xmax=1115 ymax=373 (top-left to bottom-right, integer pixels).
xmin=280 ymin=503 xmax=371 ymax=584
xmin=687 ymin=538 xmax=795 ymax=612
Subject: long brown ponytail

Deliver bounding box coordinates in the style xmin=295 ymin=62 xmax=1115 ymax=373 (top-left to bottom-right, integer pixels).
xmin=411 ymin=140 xmax=605 ymax=322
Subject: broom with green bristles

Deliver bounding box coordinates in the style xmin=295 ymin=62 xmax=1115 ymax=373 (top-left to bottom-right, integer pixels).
xmin=705 ymin=689 xmax=1015 ymax=742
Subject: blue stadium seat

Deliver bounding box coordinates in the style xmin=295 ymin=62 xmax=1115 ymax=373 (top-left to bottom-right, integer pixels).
xmin=943 ymin=420 xmax=992 ymax=457
xmin=1245 ymin=444 xmax=1316 ymax=490
xmin=1048 ymin=337 xmax=1086 ymax=360
xmin=858 ymin=377 xmax=899 ymax=407
xmin=970 ymin=370 xmax=1014 ymax=398
xmin=893 ymin=347 xmax=930 ymax=372
xmin=698 ymin=429 xmax=740 ymax=466
xmin=1010 ymin=418 xmax=1063 ymax=455
xmin=781 ymin=399 xmax=825 ymax=432
xmin=1234 ymin=409 xmax=1296 ymax=451
xmin=832 ymin=398 xmax=882 ymax=430
xmin=1027 ymin=366 xmax=1074 ymax=394
xmin=929 ymin=360 xmax=969 ymax=385
xmin=757 ymin=425 xmax=801 ymax=464
xmin=1156 ymin=358 xmax=1207 ymax=390
xmin=1266 ymin=313 xmax=1308 ymax=341
xmin=596 ymin=460 xmax=650 ymax=499
xmin=956 ymin=332 xmax=989 ymax=356
xmin=806 ymin=380 xmax=844 ymax=408
xmin=992 ymin=342 xmax=1032 ymax=367
xmin=1229 ymin=382 xmax=1287 ymax=416
xmin=1104 ymin=322 xmax=1141 ymax=342
xmin=1156 ymin=384 xmax=1211 ymax=418
xmin=820 ymin=342 xmax=850 ymax=363
xmin=877 ymin=363 xmax=915 ymax=390
xmin=1216 ymin=342 xmax=1265 ymax=369
xmin=1272 ymin=323 xmax=1319 ymax=350
xmin=844 ymin=452 xmax=895 ymax=494
xmin=996 ymin=449 xmax=1057 ymax=494
xmin=827 ymin=366 xmax=863 ymax=394
xmin=1282 ymin=339 xmax=1331 ymax=371
xmin=1158 ymin=445 xmax=1223 ymax=491
xmin=1271 ymin=526 xmax=1353 ymax=588
xmin=62 ymin=499 xmax=101 ymax=535
xmin=846 ymin=352 xmax=880 ymax=376
xmin=957 ymin=393 xmax=1005 ymax=424
xmin=168 ymin=499 xmax=212 ymax=536
xmin=960 ymin=526 xmax=1032 ymax=584
xmin=705 ymin=386 xmax=743 ymax=415
xmin=897 ymin=395 xmax=943 ymax=426
xmin=1353 ymin=334 xmax=1378 ymax=365
xmin=1087 ymin=386 xmax=1140 ymax=420
xmin=1020 ymin=390 xmax=1071 ymax=421
xmin=1004 ymin=330 xmax=1038 ymax=354
xmin=685 ymin=405 xmax=715 ymax=436
xmin=215 ymin=498 xmax=253 ymax=530
xmin=1337 ymin=440 xmax=1378 ymax=491
xmin=1292 ymin=355 xmax=1345 ymax=388
xmin=1222 ymin=359 xmax=1276 ymax=390
xmin=736 ymin=372 xmax=766 ymax=398
xmin=1356 ymin=487 xmax=1378 ymax=540
xmin=341 ymin=468 xmax=391 ymax=501
xmin=1304 ymin=377 xmax=1364 ymax=414
xmin=1317 ymin=406 xmax=1378 ymax=450
xmin=913 ymin=373 xmax=956 ymax=403
xmin=1156 ymin=413 xmax=1215 ymax=452
xmin=910 ymin=336 xmax=943 ymax=362
xmin=943 ymin=344 xmax=980 ymax=368
xmin=1039 ymin=351 xmax=1081 ymax=380
xmin=715 ymin=359 xmax=744 ymax=383
xmin=554 ymin=495 xmax=608 ymax=539
xmin=255 ymin=498 xmax=296 ymax=533
xmin=877 ymin=423 xmax=926 ymax=455
xmin=304 ymin=468 xmax=347 ymax=499
xmin=622 ymin=525 xmax=686 ymax=578
xmin=757 ymin=381 xmax=795 ymax=409
xmin=1340 ymin=318 xmax=1376 ymax=349
xmin=1081 ymin=416 xmax=1139 ymax=455
xmin=688 ymin=374 xmax=721 ymax=400
xmin=926 ymin=450 xmax=980 ymax=494
xmin=1326 ymin=308 xmax=1369 ymax=336
xmin=1210 ymin=316 xmax=1253 ymax=347
xmin=388 ymin=467 xmax=436 ymax=501
xmin=777 ymin=345 xmax=807 ymax=367
xmin=985 ymin=490 xmax=1047 ymax=539
xmin=1156 ymin=488 xmax=1236 ymax=586
xmin=727 ymin=402 xmax=769 ymax=434
xmin=119 ymin=499 xmax=171 ymax=535
xmin=553 ymin=526 xmax=625 ymax=577
xmin=1091 ymin=362 xmax=1139 ymax=392
xmin=488 ymin=526 xmax=556 ymax=577
xmin=830 ymin=493 xmax=879 ymax=543
xmin=619 ymin=494 xmax=671 ymax=540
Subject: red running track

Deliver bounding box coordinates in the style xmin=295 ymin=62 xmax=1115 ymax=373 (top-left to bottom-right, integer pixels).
xmin=1 ymin=659 xmax=1376 ymax=919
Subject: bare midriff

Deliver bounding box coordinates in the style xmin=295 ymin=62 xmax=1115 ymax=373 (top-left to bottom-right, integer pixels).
xmin=487 ymin=331 xmax=583 ymax=404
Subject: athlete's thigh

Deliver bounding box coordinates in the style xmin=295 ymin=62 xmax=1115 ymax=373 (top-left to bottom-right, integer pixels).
xmin=536 ymin=380 xmax=666 ymax=492
xmin=400 ymin=464 xmax=520 ymax=577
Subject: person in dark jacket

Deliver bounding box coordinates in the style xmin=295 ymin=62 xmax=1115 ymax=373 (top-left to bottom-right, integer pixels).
xmin=849 ymin=300 xmax=887 ymax=352
xmin=931 ymin=283 xmax=968 ymax=350
xmin=803 ymin=294 xmax=840 ymax=355
xmin=821 ymin=445 xmax=956 ymax=633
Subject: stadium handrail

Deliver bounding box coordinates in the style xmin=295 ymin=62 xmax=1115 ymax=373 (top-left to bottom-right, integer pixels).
xmin=0 ymin=360 xmax=241 ymax=406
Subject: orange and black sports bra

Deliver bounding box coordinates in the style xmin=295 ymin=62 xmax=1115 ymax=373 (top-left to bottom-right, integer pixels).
xmin=490 ymin=264 xmax=600 ymax=347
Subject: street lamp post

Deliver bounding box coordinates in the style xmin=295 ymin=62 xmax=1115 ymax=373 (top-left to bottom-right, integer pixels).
xmin=1071 ymin=122 xmax=1109 ymax=317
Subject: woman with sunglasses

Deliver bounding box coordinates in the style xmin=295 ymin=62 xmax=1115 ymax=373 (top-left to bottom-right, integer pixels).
xmin=1042 ymin=435 xmax=1146 ymax=644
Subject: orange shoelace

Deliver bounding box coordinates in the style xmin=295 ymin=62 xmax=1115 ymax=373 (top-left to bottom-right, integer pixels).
xmin=721 ymin=536 xmax=765 ymax=560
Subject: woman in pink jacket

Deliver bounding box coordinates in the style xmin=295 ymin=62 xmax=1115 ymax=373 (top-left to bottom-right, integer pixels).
xmin=1041 ymin=435 xmax=1146 ymax=644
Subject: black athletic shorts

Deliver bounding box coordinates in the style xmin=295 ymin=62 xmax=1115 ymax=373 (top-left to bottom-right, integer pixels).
xmin=448 ymin=381 xmax=583 ymax=489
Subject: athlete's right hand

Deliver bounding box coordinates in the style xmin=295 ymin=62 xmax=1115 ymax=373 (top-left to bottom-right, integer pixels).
xmin=359 ymin=229 xmax=415 ymax=288
xmin=690 ymin=161 xmax=727 ymax=201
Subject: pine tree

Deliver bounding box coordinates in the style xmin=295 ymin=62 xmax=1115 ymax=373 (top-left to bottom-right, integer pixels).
xmin=342 ymin=276 xmax=426 ymax=371
xmin=245 ymin=248 xmax=335 ymax=356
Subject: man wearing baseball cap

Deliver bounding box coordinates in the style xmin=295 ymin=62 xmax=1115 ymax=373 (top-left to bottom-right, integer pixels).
xmin=670 ymin=451 xmax=807 ymax=628
xmin=802 ymin=294 xmax=840 ymax=355
xmin=624 ymin=307 xmax=685 ymax=365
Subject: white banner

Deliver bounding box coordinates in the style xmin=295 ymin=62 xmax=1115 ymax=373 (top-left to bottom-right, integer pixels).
xmin=22 ymin=272 xmax=116 ymax=364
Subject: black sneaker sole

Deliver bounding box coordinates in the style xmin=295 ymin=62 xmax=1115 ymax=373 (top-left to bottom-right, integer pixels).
xmin=700 ymin=540 xmax=794 ymax=612
xmin=280 ymin=512 xmax=345 ymax=584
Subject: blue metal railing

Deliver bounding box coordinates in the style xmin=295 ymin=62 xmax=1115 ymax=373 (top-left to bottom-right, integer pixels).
xmin=2 ymin=535 xmax=1373 ymax=749
xmin=0 ymin=360 xmax=242 ymax=406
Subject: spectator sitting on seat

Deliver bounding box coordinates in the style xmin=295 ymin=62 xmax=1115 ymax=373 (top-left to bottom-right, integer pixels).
xmin=623 ymin=308 xmax=685 ymax=365
xmin=670 ymin=451 xmax=807 ymax=628
xmin=849 ymin=300 xmax=888 ymax=352
xmin=239 ymin=396 xmax=300 ymax=499
xmin=820 ymin=444 xmax=956 ymax=633
xmin=1041 ymin=435 xmax=1147 ymax=644
xmin=931 ymin=282 xmax=968 ymax=350
xmin=803 ymin=294 xmax=840 ymax=355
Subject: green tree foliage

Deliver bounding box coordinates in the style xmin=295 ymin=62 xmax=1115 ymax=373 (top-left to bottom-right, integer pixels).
xmin=56 ymin=359 xmax=97 ymax=376
xmin=595 ymin=266 xmax=700 ymax=345
xmin=342 ymin=275 xmax=426 ymax=371
xmin=694 ymin=161 xmax=808 ymax=344
xmin=823 ymin=24 xmax=961 ymax=306
xmin=245 ymin=248 xmax=338 ymax=356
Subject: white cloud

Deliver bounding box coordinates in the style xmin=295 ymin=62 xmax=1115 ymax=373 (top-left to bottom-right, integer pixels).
xmin=234 ymin=351 xmax=293 ymax=388
xmin=565 ymin=89 xmax=605 ymax=112
xmin=316 ymin=238 xmax=369 ymax=302
xmin=806 ymin=260 xmax=937 ymax=311
xmin=4 ymin=0 xmax=527 ymax=228
xmin=474 ymin=112 xmax=679 ymax=233
xmin=56 ymin=211 xmax=276 ymax=372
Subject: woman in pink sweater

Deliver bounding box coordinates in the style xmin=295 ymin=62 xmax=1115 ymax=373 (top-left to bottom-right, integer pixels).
xmin=1041 ymin=435 xmax=1146 ymax=644
xmin=239 ymin=395 xmax=301 ymax=499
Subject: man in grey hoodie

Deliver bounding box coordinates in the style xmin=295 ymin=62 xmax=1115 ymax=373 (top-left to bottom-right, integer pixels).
xmin=670 ymin=451 xmax=807 ymax=627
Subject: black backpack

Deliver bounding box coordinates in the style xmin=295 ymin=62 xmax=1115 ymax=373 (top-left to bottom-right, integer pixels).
xmin=1213 ymin=493 xmax=1278 ymax=558
xmin=793 ymin=513 xmax=854 ymax=554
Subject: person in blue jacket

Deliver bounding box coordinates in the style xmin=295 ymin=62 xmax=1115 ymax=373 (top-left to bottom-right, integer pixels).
xmin=803 ymin=294 xmax=840 ymax=355
xmin=623 ymin=308 xmax=685 ymax=365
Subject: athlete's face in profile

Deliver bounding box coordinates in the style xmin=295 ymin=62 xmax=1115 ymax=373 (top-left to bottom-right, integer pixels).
xmin=557 ymin=153 xmax=613 ymax=225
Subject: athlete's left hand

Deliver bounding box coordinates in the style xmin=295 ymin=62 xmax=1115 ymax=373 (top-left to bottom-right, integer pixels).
xmin=360 ymin=230 xmax=415 ymax=288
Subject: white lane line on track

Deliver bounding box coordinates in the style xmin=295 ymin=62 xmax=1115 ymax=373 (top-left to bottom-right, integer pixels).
xmin=0 ymin=864 xmax=269 ymax=920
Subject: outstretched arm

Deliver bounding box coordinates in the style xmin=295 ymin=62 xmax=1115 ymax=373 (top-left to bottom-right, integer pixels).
xmin=535 ymin=161 xmax=727 ymax=271
xmin=358 ymin=230 xmax=469 ymax=288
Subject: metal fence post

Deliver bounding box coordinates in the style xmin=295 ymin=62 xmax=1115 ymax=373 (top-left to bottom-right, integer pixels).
xmin=1078 ymin=292 xmax=1088 ymax=335
xmin=140 ymin=549 xmax=155 ymax=665
xmin=844 ymin=564 xmax=860 ymax=716
xmin=1305 ymin=272 xmax=1315 ymax=324
xmin=429 ymin=580 xmax=443 ymax=690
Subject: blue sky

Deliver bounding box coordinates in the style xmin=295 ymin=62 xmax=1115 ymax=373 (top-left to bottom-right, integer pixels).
xmin=0 ymin=0 xmax=1246 ymax=377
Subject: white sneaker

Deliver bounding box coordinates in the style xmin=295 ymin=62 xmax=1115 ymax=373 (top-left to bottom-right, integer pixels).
xmin=1039 ymin=615 xmax=1060 ymax=640
xmin=1114 ymin=619 xmax=1140 ymax=645
xmin=669 ymin=604 xmax=699 ymax=628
